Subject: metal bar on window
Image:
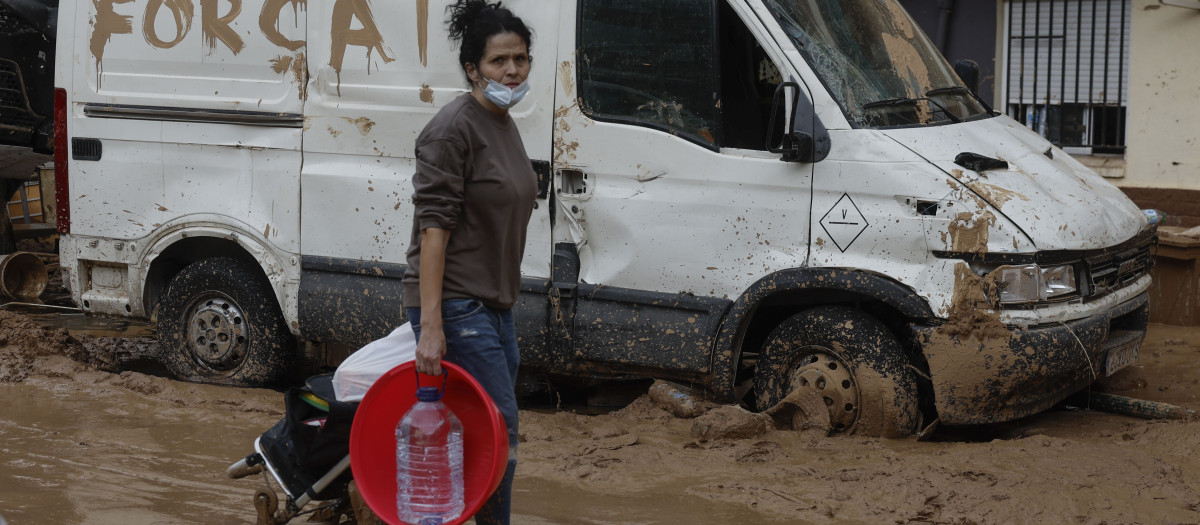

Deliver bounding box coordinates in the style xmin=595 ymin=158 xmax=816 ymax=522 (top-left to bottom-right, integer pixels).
xmin=1089 ymin=0 xmax=1098 ymax=145
xmin=1117 ymin=0 xmax=1126 ymax=147
xmin=1101 ymin=0 xmax=1112 ymax=146
xmin=1061 ymin=0 xmax=1069 ymax=144
xmin=1033 ymin=0 xmax=1041 ymax=133
xmin=1047 ymin=0 xmax=1055 ymax=140
xmin=1018 ymin=1 xmax=1027 ymax=122
xmin=1075 ymin=0 xmax=1082 ymax=108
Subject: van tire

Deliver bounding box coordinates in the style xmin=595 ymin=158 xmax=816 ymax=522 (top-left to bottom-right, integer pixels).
xmin=157 ymin=257 xmax=293 ymax=387
xmin=753 ymin=306 xmax=918 ymax=437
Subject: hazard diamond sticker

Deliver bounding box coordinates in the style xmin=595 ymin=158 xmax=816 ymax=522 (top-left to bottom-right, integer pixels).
xmin=819 ymin=193 xmax=869 ymax=252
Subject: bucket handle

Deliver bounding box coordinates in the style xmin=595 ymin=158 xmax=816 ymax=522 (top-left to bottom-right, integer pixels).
xmin=414 ymin=367 xmax=448 ymax=399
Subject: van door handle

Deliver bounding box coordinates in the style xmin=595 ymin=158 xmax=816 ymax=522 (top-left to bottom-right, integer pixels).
xmin=531 ymin=160 xmax=550 ymax=199
xmin=558 ymin=168 xmax=587 ymax=195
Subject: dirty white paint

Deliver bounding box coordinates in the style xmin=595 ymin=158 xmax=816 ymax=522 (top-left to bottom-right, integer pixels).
xmin=57 ymin=0 xmax=1151 ymax=347
xmin=883 ymin=117 xmax=1145 ymax=252
xmin=300 ymin=0 xmax=558 ymax=277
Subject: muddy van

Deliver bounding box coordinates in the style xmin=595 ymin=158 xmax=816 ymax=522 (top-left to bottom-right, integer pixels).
xmin=53 ymin=0 xmax=1153 ymax=437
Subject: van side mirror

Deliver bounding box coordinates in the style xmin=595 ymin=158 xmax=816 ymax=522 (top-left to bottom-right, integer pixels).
xmin=767 ymin=81 xmax=828 ymax=163
xmin=954 ymin=59 xmax=981 ymax=96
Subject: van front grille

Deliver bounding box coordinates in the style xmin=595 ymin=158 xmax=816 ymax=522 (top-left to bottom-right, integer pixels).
xmin=1083 ymin=236 xmax=1154 ymax=301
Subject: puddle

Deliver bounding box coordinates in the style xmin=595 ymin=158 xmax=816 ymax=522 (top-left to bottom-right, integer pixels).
xmin=0 ymin=302 xmax=156 ymax=339
xmin=514 ymin=477 xmax=790 ymax=524
xmin=0 ymin=381 xmax=274 ymax=525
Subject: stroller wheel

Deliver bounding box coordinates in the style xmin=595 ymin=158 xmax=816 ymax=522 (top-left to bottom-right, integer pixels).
xmin=253 ymin=486 xmax=279 ymax=525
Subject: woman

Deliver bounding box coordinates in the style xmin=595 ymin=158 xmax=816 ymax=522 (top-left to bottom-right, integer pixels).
xmin=402 ymin=1 xmax=535 ymax=523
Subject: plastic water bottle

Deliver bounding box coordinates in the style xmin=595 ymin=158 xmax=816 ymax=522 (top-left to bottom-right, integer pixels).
xmin=396 ymin=386 xmax=465 ymax=525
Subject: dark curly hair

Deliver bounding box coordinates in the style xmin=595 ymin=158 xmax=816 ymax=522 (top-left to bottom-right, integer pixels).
xmin=446 ymin=0 xmax=532 ymax=84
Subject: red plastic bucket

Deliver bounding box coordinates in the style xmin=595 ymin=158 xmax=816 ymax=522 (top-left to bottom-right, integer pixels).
xmin=350 ymin=361 xmax=508 ymax=525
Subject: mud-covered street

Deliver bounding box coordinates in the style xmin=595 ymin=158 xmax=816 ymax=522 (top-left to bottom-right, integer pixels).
xmin=1 ymin=242 xmax=1199 ymax=524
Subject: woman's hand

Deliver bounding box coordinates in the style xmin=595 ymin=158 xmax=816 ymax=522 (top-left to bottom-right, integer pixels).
xmin=415 ymin=321 xmax=447 ymax=376
xmin=416 ymin=227 xmax=451 ymax=376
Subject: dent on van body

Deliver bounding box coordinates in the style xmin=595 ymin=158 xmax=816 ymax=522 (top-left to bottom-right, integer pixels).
xmin=917 ymin=288 xmax=1151 ymax=425
xmin=883 ymin=117 xmax=1144 ymax=253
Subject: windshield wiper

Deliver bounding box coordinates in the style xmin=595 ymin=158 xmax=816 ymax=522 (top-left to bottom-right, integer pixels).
xmin=862 ymin=97 xmax=961 ymax=123
xmin=926 ymin=86 xmax=996 ymax=115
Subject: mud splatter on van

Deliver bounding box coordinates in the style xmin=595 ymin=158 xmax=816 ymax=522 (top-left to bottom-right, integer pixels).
xmin=269 ymin=54 xmax=293 ymax=73
xmin=558 ymin=60 xmax=573 ymax=96
xmin=947 ymin=210 xmax=995 ymax=255
xmin=89 ymin=0 xmax=135 ymax=85
xmin=415 ymin=0 xmax=429 ymax=67
xmin=346 ymin=116 xmax=374 ymax=135
xmin=201 ymin=0 xmax=244 ymax=55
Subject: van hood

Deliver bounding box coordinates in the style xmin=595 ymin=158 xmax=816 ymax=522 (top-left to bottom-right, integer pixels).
xmin=881 ymin=116 xmax=1146 ymax=252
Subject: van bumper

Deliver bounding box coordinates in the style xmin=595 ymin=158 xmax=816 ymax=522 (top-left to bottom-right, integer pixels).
xmin=913 ymin=292 xmax=1150 ymax=426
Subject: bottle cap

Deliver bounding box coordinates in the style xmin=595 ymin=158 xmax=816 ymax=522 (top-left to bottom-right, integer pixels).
xmin=415 ymin=386 xmax=442 ymax=402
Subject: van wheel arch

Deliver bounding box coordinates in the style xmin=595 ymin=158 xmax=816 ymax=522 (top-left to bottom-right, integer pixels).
xmin=143 ymin=236 xmax=277 ymax=319
xmin=710 ymin=268 xmax=934 ymax=403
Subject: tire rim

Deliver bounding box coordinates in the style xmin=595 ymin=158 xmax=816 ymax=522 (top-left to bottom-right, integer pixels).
xmin=788 ymin=347 xmax=860 ymax=431
xmin=183 ymin=292 xmax=250 ymax=374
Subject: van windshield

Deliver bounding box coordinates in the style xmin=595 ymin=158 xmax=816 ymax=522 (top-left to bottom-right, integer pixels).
xmin=764 ymin=0 xmax=990 ymax=128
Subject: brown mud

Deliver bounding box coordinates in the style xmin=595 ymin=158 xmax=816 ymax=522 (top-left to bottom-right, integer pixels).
xmin=3 ymin=244 xmax=1200 ymax=523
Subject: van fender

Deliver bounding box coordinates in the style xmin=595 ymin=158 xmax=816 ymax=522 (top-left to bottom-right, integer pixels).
xmin=708 ymin=267 xmax=935 ymax=401
xmin=137 ymin=215 xmax=299 ymax=331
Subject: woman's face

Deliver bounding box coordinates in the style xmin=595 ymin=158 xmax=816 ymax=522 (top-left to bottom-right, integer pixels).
xmin=467 ymin=31 xmax=530 ymax=89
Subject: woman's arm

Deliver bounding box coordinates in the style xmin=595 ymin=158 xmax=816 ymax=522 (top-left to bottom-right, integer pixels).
xmin=415 ymin=227 xmax=451 ymax=375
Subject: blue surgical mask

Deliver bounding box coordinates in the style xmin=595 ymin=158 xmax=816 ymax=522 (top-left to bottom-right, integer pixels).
xmin=479 ymin=78 xmax=530 ymax=110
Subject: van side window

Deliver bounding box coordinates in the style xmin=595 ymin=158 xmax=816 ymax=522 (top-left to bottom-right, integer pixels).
xmin=718 ymin=1 xmax=781 ymax=150
xmin=578 ymin=0 xmax=720 ymax=146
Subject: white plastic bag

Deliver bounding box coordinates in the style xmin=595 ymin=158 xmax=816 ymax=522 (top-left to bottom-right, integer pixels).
xmin=332 ymin=322 xmax=417 ymax=402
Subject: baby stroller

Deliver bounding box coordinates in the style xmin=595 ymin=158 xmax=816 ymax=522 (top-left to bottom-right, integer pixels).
xmin=225 ymin=373 xmax=366 ymax=524
xmin=227 ymin=323 xmax=414 ymax=524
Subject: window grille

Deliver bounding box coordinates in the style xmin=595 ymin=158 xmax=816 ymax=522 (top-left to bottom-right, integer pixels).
xmin=1004 ymin=0 xmax=1130 ymax=153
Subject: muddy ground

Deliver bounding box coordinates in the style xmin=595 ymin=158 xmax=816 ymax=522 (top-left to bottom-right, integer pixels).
xmin=2 ymin=243 xmax=1200 ymax=524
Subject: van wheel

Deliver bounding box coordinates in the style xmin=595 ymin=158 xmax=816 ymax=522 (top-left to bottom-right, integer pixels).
xmin=157 ymin=257 xmax=293 ymax=387
xmin=754 ymin=306 xmax=919 ymax=437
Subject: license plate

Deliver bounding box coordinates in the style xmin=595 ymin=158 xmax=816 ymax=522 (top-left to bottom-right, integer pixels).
xmin=1104 ymin=340 xmax=1140 ymax=377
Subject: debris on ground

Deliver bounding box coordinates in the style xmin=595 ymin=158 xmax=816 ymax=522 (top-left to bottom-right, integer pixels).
xmin=647 ymin=380 xmax=715 ymax=418
xmin=764 ymin=388 xmax=832 ymax=434
xmin=691 ymin=405 xmax=772 ymax=441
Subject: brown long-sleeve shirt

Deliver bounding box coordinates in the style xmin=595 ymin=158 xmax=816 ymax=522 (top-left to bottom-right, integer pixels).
xmin=402 ymin=93 xmax=537 ymax=310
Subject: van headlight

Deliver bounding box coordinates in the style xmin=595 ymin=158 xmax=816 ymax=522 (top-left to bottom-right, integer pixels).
xmin=988 ymin=264 xmax=1077 ymax=304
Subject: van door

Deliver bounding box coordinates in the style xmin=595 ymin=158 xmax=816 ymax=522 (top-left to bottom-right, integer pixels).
xmin=66 ymin=0 xmax=305 ymax=317
xmin=550 ymin=0 xmax=813 ymax=378
xmin=299 ymin=0 xmax=558 ymax=346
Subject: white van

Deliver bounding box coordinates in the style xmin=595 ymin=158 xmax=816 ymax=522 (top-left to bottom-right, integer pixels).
xmin=53 ymin=0 xmax=1153 ymax=436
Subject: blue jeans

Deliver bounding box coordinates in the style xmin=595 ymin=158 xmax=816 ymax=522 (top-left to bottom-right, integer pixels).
xmin=408 ymin=299 xmax=519 ymax=525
